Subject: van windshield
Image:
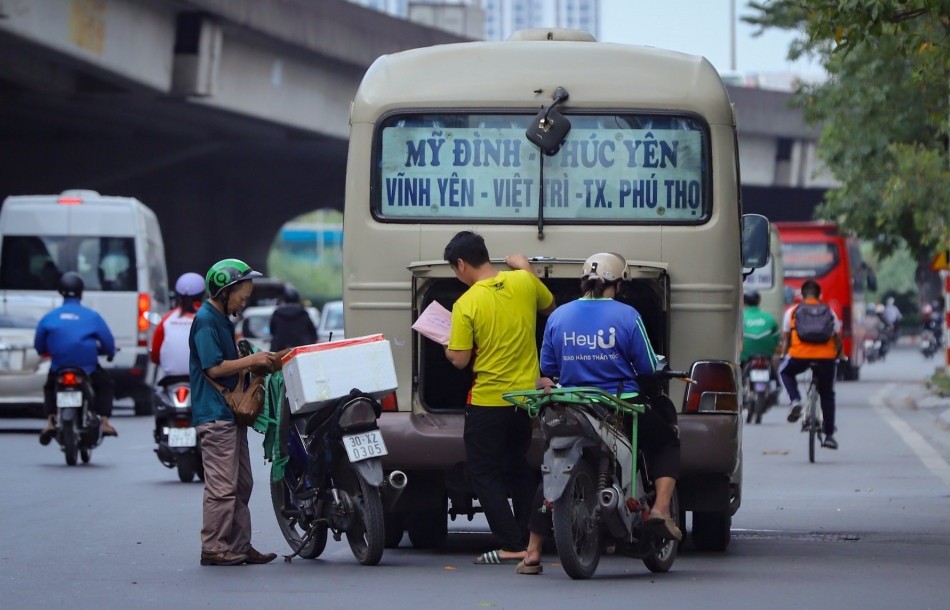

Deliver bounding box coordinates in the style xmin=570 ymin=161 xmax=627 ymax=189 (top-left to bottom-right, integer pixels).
xmin=781 ymin=242 xmax=839 ymax=279
xmin=374 ymin=112 xmax=709 ymax=223
xmin=0 ymin=235 xmax=137 ymax=291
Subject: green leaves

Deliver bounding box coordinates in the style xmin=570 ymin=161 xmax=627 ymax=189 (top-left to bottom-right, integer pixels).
xmin=745 ymin=0 xmax=950 ymax=258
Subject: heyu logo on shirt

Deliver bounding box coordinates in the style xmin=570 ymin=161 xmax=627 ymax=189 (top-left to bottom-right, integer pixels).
xmin=562 ymin=327 xmax=616 ymax=350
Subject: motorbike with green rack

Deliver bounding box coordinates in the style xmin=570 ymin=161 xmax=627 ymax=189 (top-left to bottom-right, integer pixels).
xmin=503 ymin=369 xmax=690 ymax=580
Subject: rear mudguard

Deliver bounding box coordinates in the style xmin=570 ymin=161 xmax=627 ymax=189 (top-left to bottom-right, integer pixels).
xmin=542 ymin=436 xmax=597 ymax=503
xmin=350 ymin=457 xmax=384 ymax=487
xmin=58 ymin=407 xmax=80 ymax=422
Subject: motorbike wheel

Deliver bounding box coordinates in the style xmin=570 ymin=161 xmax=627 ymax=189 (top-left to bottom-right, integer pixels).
xmin=80 ymin=448 xmax=91 ymax=464
xmin=177 ymin=459 xmax=196 ymax=483
xmin=643 ymin=487 xmax=680 ymax=573
xmin=754 ymin=393 xmax=767 ymax=425
xmin=270 ymin=476 xmax=328 ymax=559
xmin=62 ymin=420 xmax=78 ymax=466
xmin=552 ymin=459 xmax=601 ymax=580
xmin=336 ymin=461 xmax=385 ymax=566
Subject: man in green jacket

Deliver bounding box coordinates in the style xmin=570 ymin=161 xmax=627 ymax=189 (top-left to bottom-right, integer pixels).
xmin=741 ymin=289 xmax=780 ymax=362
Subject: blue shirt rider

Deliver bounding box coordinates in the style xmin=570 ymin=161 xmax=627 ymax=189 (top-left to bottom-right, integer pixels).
xmin=34 ymin=272 xmax=118 ymax=444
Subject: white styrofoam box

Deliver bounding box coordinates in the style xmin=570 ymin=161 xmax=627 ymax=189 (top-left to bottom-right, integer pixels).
xmin=281 ymin=334 xmax=397 ymax=415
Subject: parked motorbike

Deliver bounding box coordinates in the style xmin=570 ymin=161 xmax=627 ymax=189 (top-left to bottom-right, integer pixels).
xmin=153 ymin=375 xmax=203 ymax=482
xmin=920 ymin=329 xmax=938 ymax=359
xmin=271 ymin=388 xmax=407 ymax=565
xmin=742 ymin=354 xmax=776 ymax=425
xmin=502 ymin=368 xmax=688 ymax=580
xmin=53 ymin=367 xmax=103 ymax=466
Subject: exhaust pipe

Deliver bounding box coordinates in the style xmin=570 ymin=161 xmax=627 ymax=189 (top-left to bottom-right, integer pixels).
xmin=382 ymin=470 xmax=407 ymax=510
xmin=598 ymin=486 xmax=630 ymax=540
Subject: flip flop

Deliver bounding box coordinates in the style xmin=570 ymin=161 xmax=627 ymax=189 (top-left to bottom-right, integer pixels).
xmin=645 ymin=516 xmax=683 ymax=542
xmin=515 ymin=560 xmax=543 ymax=575
xmin=473 ymin=550 xmax=523 ymax=565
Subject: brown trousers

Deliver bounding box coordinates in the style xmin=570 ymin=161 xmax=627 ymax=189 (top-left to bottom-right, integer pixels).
xmin=197 ymin=420 xmax=253 ymax=554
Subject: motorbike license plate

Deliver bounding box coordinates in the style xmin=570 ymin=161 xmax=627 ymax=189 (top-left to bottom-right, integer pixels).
xmin=342 ymin=430 xmax=388 ymax=463
xmin=56 ymin=391 xmax=82 ymax=408
xmin=168 ymin=427 xmax=197 ymax=448
xmin=749 ymin=369 xmax=771 ymax=383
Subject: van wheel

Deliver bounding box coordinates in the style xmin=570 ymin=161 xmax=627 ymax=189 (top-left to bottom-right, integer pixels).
xmin=406 ymin=496 xmax=448 ymax=549
xmin=691 ymin=511 xmax=731 ymax=551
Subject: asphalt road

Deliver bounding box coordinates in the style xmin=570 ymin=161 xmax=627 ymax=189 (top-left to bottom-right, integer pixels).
xmin=1 ymin=345 xmax=947 ymax=610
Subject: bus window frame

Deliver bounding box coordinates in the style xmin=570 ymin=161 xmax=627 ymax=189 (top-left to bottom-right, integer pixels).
xmin=368 ymin=108 xmax=714 ymax=226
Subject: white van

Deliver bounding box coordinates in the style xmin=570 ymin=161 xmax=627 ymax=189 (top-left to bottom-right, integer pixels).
xmin=0 ymin=190 xmax=169 ymax=414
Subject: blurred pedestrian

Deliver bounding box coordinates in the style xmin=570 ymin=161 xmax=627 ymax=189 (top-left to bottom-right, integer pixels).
xmin=269 ymin=285 xmax=316 ymax=352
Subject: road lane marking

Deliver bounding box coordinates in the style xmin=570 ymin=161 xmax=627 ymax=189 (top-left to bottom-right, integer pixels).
xmin=871 ymin=384 xmax=950 ymax=487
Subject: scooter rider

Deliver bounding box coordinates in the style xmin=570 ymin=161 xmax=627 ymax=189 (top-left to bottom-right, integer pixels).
xmin=741 ymin=288 xmax=780 ymax=363
xmin=519 ymin=253 xmax=681 ymax=575
xmin=151 ymin=272 xmax=205 ymax=377
xmin=35 ymin=272 xmax=118 ymax=444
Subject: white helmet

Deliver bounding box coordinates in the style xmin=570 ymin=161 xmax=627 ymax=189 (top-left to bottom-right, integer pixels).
xmin=582 ymin=252 xmax=628 ymax=282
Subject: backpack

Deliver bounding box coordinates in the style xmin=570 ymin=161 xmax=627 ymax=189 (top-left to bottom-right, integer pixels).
xmin=793 ymin=302 xmax=835 ymax=343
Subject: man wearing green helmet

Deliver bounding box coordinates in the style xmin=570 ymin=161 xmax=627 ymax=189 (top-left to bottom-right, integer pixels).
xmin=189 ymin=258 xmax=279 ymax=566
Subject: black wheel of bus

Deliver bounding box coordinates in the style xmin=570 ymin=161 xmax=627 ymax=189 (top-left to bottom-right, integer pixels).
xmin=80 ymin=448 xmax=91 ymax=464
xmin=62 ymin=420 xmax=78 ymax=466
xmin=691 ymin=511 xmax=731 ymax=551
xmin=384 ymin=511 xmax=405 ymax=548
xmin=270 ymin=476 xmax=328 ymax=559
xmin=643 ymin=487 xmax=679 ymax=573
xmin=407 ymin=495 xmax=448 ymax=549
xmin=336 ymin=461 xmax=385 ymax=566
xmin=552 ymin=460 xmax=601 ymax=579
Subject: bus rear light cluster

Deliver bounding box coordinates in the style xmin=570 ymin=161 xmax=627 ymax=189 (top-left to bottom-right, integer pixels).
xmin=682 ymin=361 xmax=739 ymax=413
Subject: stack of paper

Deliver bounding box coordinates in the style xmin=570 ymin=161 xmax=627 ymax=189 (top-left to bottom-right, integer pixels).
xmin=412 ymin=301 xmax=452 ymax=345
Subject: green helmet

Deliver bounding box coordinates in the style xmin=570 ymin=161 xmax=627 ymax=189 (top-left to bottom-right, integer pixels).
xmin=205 ymin=258 xmax=262 ymax=298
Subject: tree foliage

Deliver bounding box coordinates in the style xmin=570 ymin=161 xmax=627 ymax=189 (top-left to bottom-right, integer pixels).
xmin=744 ymin=1 xmax=950 ymax=258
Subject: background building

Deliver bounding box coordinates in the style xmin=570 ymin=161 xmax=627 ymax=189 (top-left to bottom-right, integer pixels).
xmin=347 ymin=0 xmax=600 ymax=40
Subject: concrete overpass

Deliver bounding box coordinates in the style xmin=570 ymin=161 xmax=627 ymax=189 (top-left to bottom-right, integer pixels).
xmin=0 ymin=0 xmax=832 ymax=279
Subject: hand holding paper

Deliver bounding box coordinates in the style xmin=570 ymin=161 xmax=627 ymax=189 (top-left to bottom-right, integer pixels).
xmin=412 ymin=301 xmax=452 ymax=345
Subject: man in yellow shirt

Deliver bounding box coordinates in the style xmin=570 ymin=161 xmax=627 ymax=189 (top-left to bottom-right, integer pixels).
xmin=443 ymin=231 xmax=555 ymax=564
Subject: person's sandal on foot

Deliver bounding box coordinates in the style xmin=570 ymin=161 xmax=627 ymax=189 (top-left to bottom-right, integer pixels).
xmin=787 ymin=402 xmax=803 ymax=423
xmin=646 ymin=515 xmax=683 ymax=542
xmin=244 ymin=547 xmax=277 ymax=564
xmin=100 ymin=417 xmax=118 ymax=437
xmin=515 ymin=560 xmax=543 ymax=575
xmin=38 ymin=416 xmax=57 ymax=446
xmin=200 ymin=550 xmax=248 ymax=566
xmin=474 ymin=550 xmax=524 ymax=565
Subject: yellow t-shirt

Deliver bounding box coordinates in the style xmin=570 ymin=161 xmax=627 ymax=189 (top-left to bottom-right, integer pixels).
xmin=448 ymin=270 xmax=554 ymax=406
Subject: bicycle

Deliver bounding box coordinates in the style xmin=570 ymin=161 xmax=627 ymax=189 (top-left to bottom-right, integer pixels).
xmin=799 ymin=363 xmax=823 ymax=463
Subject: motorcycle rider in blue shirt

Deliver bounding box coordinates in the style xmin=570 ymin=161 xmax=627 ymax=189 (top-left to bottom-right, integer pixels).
xmin=34 ymin=272 xmax=117 ymax=444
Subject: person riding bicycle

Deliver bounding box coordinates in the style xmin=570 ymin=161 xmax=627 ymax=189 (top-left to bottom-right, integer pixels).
xmin=34 ymin=272 xmax=118 ymax=444
xmin=151 ymin=272 xmax=205 ymax=378
xmin=779 ymin=279 xmax=843 ymax=450
xmin=518 ymin=253 xmax=681 ymax=575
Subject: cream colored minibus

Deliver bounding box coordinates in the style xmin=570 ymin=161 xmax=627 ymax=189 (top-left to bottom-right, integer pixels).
xmin=343 ymin=29 xmax=769 ymax=552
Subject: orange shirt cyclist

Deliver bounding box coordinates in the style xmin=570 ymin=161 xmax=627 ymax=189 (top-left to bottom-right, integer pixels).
xmin=778 ymin=280 xmax=843 ymax=450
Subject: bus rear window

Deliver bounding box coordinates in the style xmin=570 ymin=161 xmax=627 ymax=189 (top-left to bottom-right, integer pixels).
xmin=0 ymin=235 xmax=137 ymax=292
xmin=781 ymin=242 xmax=839 ymax=279
xmin=373 ymin=112 xmax=709 ymax=223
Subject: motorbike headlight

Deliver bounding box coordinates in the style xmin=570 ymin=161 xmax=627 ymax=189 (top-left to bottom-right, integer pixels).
xmin=339 ymin=398 xmax=378 ymax=430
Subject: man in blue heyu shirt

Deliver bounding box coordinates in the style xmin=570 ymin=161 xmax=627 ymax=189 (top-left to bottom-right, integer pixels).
xmin=34 ymin=272 xmax=117 ymax=444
